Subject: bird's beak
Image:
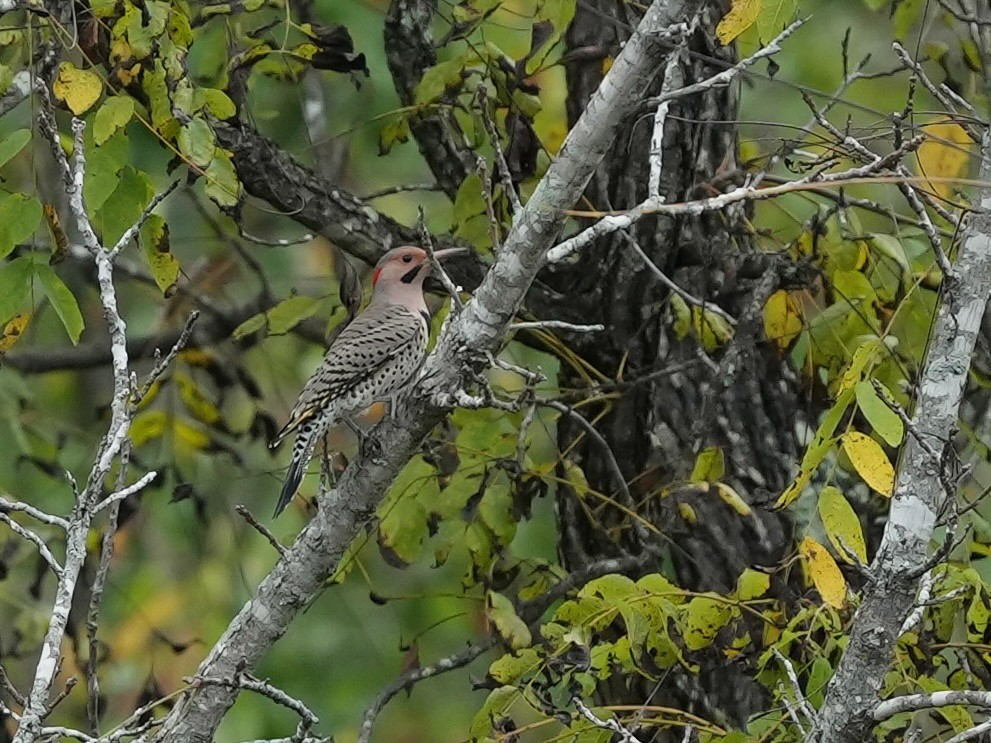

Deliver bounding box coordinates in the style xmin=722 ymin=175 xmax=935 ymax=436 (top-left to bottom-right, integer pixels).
xmin=432 ymin=247 xmax=468 ymax=260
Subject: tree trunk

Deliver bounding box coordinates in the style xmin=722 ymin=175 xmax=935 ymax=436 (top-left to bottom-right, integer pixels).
xmin=548 ymin=0 xmax=814 ymax=732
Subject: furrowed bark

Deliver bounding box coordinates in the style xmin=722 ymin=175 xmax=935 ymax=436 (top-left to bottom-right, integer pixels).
xmin=149 ymin=2 xmax=683 ymax=740
xmin=814 ymin=129 xmax=991 ymax=742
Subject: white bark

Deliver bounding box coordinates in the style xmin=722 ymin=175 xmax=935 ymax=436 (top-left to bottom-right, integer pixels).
xmin=813 ymin=129 xmax=991 ymax=742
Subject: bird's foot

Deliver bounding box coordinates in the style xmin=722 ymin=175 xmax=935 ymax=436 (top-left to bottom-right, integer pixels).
xmin=345 ymin=418 xmax=385 ymax=464
xmin=359 ymin=432 xmax=385 ymax=464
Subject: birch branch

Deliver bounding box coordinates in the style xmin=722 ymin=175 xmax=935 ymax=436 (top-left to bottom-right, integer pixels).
xmin=147 ymin=2 xmax=694 ymax=740
xmin=812 ymin=129 xmax=991 ymax=743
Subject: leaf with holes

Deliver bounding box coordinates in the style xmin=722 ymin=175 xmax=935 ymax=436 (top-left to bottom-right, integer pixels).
xmin=0 ymin=313 xmax=29 ymax=354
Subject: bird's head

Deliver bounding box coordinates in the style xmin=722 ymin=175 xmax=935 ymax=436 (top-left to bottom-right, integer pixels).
xmin=371 ymin=245 xmax=464 ymax=295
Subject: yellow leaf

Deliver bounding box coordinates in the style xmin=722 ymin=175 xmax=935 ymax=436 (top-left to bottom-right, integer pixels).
xmin=0 ymin=313 xmax=29 ymax=353
xmin=763 ymin=290 xmax=803 ymax=350
xmin=174 ymin=371 xmax=221 ymax=426
xmin=917 ymin=121 xmax=970 ymax=199
xmin=175 ymin=419 xmax=211 ymax=451
xmin=53 ymin=62 xmax=102 ymax=115
xmin=842 ymin=431 xmax=894 ymax=496
xmin=130 ymin=410 xmax=168 ymax=446
xmin=817 ymin=486 xmax=867 ymax=564
xmin=717 ymin=0 xmax=762 ymax=44
xmin=715 ymin=482 xmax=753 ymax=516
xmin=693 ymin=306 xmax=734 ymax=350
xmin=678 ymin=502 xmax=698 ymax=524
xmin=799 ymin=537 xmax=847 ymax=608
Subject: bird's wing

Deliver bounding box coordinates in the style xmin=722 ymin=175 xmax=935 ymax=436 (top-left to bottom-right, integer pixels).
xmin=270 ymin=304 xmax=424 ymax=446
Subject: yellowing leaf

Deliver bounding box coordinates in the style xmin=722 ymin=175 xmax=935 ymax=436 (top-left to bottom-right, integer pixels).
xmin=487 ymin=590 xmax=531 ymax=650
xmin=817 ymin=486 xmax=867 ymax=564
xmin=842 ymin=431 xmax=894 ymax=496
xmin=683 ymin=595 xmax=733 ymax=650
xmin=735 ymin=568 xmax=770 ymax=600
xmin=53 ymin=62 xmax=102 ymax=115
xmin=691 ymin=447 xmax=724 ymax=483
xmin=717 ymin=0 xmax=762 ymax=44
xmin=693 ymin=306 xmax=734 ymax=350
xmin=799 ymin=537 xmax=847 ymax=608
xmin=0 ymin=313 xmax=29 ymax=353
xmin=917 ymin=121 xmax=971 ymax=199
xmin=764 ymin=290 xmax=803 ymax=350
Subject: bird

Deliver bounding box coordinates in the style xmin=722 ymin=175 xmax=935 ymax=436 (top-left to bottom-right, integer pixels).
xmin=269 ymin=245 xmax=463 ymax=517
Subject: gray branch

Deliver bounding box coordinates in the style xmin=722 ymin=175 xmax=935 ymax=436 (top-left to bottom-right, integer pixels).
xmin=812 ymin=131 xmax=991 ymax=741
xmin=147 ymin=2 xmax=689 ymax=740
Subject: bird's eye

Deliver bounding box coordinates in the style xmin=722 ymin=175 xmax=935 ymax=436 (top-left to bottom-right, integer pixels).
xmin=402 ymin=254 xmax=413 ymax=263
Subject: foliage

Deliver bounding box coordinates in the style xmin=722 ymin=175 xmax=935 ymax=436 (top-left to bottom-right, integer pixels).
xmin=0 ymin=0 xmax=987 ymax=741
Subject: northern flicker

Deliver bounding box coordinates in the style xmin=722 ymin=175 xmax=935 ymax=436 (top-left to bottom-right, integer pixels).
xmin=269 ymin=245 xmax=462 ymax=516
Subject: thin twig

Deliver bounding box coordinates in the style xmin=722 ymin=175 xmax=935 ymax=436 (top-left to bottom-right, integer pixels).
xmin=573 ymin=697 xmax=645 ymax=743
xmin=133 ymin=311 xmax=201 ymax=406
xmin=108 ymin=181 xmax=180 ymax=260
xmin=417 ymin=206 xmax=463 ymax=310
xmin=623 ymin=233 xmax=737 ymax=326
xmin=0 ymin=512 xmax=63 ymax=577
xmin=0 ymin=496 xmax=68 ymax=529
xmin=93 ymin=471 xmax=157 ymax=514
xmin=509 ymin=321 xmax=605 ymax=333
xmin=235 ymin=505 xmax=287 ymax=556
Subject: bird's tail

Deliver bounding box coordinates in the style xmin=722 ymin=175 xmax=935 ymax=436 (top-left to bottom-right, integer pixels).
xmin=274 ymin=418 xmax=321 ymax=517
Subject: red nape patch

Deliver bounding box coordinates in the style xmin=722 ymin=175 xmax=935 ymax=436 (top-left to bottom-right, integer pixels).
xmin=372 ymin=267 xmax=383 ymax=286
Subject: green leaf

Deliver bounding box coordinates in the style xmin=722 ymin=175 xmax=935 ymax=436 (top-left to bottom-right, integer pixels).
xmin=94 ymin=96 xmax=135 ymax=145
xmin=683 ymin=594 xmax=733 ymax=650
xmin=194 ymin=88 xmax=236 ymax=120
xmin=178 ymin=118 xmax=216 ymax=168
xmin=488 ymin=647 xmax=541 ymax=685
xmin=0 ymin=256 xmax=33 ymax=324
xmin=95 ymin=165 xmax=154 ymax=245
xmin=378 ymin=116 xmax=410 ymax=156
xmin=452 ymin=172 xmax=485 ymax=226
xmin=232 ymin=296 xmax=322 ymax=340
xmin=34 ymin=264 xmax=85 ymax=344
xmin=487 ymin=591 xmax=531 ymax=650
xmin=868 ymin=233 xmax=911 ymax=285
xmin=84 ymin=131 xmax=129 ymax=212
xmin=757 ymin=0 xmax=797 ymax=39
xmin=855 ymin=380 xmax=904 ymax=446
xmin=469 ymin=686 xmax=520 ymax=739
xmin=0 ymin=129 xmax=31 ymax=170
xmin=806 ymin=656 xmax=832 ymax=707
xmin=817 ymin=485 xmax=867 ymax=564
xmin=140 ymin=215 xmax=179 ymax=295
xmin=204 ymin=150 xmax=240 ymax=208
xmin=0 ymin=192 xmax=42 ymax=259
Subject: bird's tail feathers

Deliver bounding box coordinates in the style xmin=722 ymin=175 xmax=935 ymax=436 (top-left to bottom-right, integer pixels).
xmin=273 ymin=418 xmax=322 ymax=517
xmin=274 ymin=458 xmax=305 ymax=517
